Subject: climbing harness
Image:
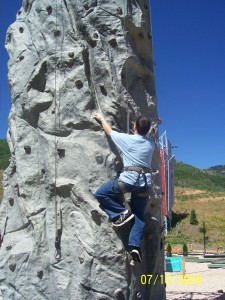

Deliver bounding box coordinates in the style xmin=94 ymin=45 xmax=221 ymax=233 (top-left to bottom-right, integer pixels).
xmin=115 ymin=165 xmax=152 ymax=197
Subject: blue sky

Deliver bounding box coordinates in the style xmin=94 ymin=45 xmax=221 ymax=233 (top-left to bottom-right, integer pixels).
xmin=0 ymin=1 xmax=225 ymax=169
xmin=150 ymin=0 xmax=225 ymax=169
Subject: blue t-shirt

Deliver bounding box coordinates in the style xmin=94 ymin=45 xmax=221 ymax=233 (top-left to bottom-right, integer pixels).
xmin=110 ymin=130 xmax=155 ymax=186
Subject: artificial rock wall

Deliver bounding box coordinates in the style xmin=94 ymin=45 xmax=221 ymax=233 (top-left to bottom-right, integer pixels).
xmin=0 ymin=0 xmax=165 ymax=299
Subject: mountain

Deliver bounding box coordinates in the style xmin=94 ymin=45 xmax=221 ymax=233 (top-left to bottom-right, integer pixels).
xmin=175 ymin=162 xmax=225 ymax=192
xmin=168 ymin=161 xmax=225 ymax=249
xmin=207 ymin=165 xmax=225 ymax=174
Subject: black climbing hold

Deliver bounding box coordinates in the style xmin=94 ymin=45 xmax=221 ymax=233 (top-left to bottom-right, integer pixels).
xmin=108 ymin=38 xmax=117 ymax=48
xmin=75 ymin=80 xmax=83 ymax=89
xmin=9 ymin=198 xmax=14 ymax=207
xmin=100 ymin=85 xmax=107 ymax=96
xmin=18 ymin=10 xmax=22 ymax=15
xmin=37 ymin=270 xmax=44 ymax=279
xmin=24 ymin=145 xmax=31 ymax=154
xmin=9 ymin=263 xmax=16 ymax=272
xmin=117 ymin=7 xmax=123 ymax=15
xmin=6 ymin=245 xmax=12 ymax=251
xmin=68 ymin=52 xmax=74 ymax=58
xmin=93 ymin=33 xmax=99 ymax=39
xmin=57 ymin=149 xmax=65 ymax=158
xmin=19 ymin=55 xmax=25 ymax=61
xmin=19 ymin=27 xmax=24 ymax=33
xmin=46 ymin=6 xmax=52 ymax=15
xmin=54 ymin=30 xmax=61 ymax=37
xmin=83 ymin=3 xmax=89 ymax=10
xmin=41 ymin=169 xmax=46 ymax=175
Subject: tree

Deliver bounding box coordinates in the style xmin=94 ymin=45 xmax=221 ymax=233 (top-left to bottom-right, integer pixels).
xmin=190 ymin=209 xmax=198 ymax=225
xmin=166 ymin=243 xmax=172 ymax=257
xmin=183 ymin=243 xmax=188 ymax=256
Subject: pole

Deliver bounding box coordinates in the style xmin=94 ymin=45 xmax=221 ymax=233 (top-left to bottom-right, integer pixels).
xmin=167 ymin=155 xmax=175 ymax=229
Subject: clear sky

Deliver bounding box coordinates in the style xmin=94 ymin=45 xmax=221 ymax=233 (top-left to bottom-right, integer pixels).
xmin=150 ymin=0 xmax=225 ymax=169
xmin=0 ymin=1 xmax=225 ymax=169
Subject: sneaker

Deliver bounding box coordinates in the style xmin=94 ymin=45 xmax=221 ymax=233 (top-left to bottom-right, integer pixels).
xmin=112 ymin=210 xmax=134 ymax=227
xmin=130 ymin=247 xmax=142 ymax=263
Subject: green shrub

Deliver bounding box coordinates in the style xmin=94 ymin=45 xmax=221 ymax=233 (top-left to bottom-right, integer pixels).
xmin=190 ymin=209 xmax=198 ymax=225
xmin=183 ymin=243 xmax=188 ymax=256
xmin=166 ymin=243 xmax=172 ymax=257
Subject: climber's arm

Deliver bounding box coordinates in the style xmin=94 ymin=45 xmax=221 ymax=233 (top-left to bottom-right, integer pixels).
xmin=94 ymin=113 xmax=112 ymax=135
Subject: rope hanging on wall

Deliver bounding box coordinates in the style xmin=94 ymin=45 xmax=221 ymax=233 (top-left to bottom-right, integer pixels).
xmin=54 ymin=0 xmax=63 ymax=261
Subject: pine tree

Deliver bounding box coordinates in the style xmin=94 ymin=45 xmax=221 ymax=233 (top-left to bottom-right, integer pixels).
xmin=183 ymin=243 xmax=188 ymax=256
xmin=190 ymin=209 xmax=198 ymax=225
xmin=166 ymin=243 xmax=172 ymax=257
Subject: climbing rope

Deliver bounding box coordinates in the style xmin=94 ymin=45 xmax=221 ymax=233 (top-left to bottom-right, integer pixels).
xmin=123 ymin=0 xmax=131 ymax=134
xmin=97 ymin=4 xmax=131 ymax=133
xmin=54 ymin=0 xmax=63 ymax=260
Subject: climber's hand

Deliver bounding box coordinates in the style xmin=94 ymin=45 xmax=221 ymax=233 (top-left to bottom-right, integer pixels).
xmin=94 ymin=113 xmax=104 ymax=122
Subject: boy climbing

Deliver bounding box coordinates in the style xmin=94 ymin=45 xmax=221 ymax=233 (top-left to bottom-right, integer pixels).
xmin=94 ymin=113 xmax=155 ymax=263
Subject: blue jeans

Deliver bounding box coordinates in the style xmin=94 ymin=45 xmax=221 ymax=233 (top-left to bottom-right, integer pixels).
xmin=95 ymin=178 xmax=148 ymax=247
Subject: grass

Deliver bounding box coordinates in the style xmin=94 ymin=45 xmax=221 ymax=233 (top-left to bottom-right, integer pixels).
xmin=0 ymin=139 xmax=10 ymax=170
xmin=175 ymin=162 xmax=225 ymax=192
xmin=167 ymin=185 xmax=225 ymax=250
xmin=0 ymin=139 xmax=10 ymax=201
xmin=167 ymin=162 xmax=225 ymax=251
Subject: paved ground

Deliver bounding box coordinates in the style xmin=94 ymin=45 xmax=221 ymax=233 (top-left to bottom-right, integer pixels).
xmin=166 ymin=262 xmax=225 ymax=300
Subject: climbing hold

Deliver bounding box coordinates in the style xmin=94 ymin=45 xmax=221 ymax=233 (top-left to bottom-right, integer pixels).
xmin=68 ymin=52 xmax=74 ymax=58
xmin=19 ymin=27 xmax=24 ymax=33
xmin=46 ymin=6 xmax=52 ymax=15
xmin=90 ymin=209 xmax=99 ymax=217
xmin=136 ymin=291 xmax=142 ymax=298
xmin=54 ymin=30 xmax=61 ymax=37
xmin=93 ymin=33 xmax=99 ymax=39
xmin=51 ymin=108 xmax=55 ymax=114
xmin=24 ymin=145 xmax=31 ymax=154
xmin=108 ymin=38 xmax=117 ymax=48
xmin=9 ymin=198 xmax=14 ymax=207
xmin=19 ymin=55 xmax=25 ymax=61
xmin=78 ymin=256 xmax=84 ymax=264
xmin=37 ymin=270 xmax=43 ymax=279
xmin=75 ymin=80 xmax=83 ymax=89
xmin=57 ymin=149 xmax=65 ymax=158
xmin=116 ymin=7 xmax=123 ymax=15
xmin=99 ymin=84 xmax=107 ymax=96
xmin=9 ymin=263 xmax=16 ymax=272
xmin=114 ymin=288 xmax=123 ymax=297
xmin=18 ymin=10 xmax=22 ymax=15
xmin=83 ymin=3 xmax=89 ymax=10
xmin=95 ymin=153 xmax=103 ymax=164
xmin=6 ymin=245 xmax=12 ymax=251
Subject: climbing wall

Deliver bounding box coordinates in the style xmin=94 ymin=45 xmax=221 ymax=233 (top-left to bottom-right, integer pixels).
xmin=0 ymin=0 xmax=165 ymax=299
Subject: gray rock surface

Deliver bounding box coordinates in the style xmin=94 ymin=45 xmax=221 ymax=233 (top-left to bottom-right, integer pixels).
xmin=0 ymin=0 xmax=165 ymax=299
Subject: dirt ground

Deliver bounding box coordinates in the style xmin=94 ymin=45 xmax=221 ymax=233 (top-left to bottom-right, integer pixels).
xmin=166 ymin=261 xmax=225 ymax=300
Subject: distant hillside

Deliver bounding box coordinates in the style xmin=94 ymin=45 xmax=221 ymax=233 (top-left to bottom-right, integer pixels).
xmin=168 ymin=162 xmax=225 ymax=249
xmin=175 ymin=162 xmax=225 ymax=192
xmin=0 ymin=139 xmax=10 ymax=170
xmin=207 ymin=165 xmax=225 ymax=174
